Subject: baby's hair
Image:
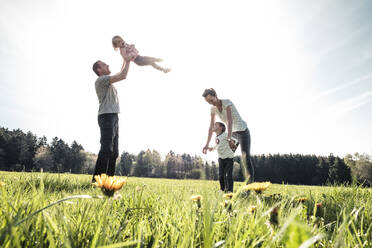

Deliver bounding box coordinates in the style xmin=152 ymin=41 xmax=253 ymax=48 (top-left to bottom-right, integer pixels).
xmin=112 ymin=35 xmax=123 ymax=50
xmin=215 ymin=122 xmax=226 ymax=133
xmin=202 ymin=88 xmax=217 ymax=97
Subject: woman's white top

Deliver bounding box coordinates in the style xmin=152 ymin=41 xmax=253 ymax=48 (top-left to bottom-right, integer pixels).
xmin=211 ymin=99 xmax=247 ymax=132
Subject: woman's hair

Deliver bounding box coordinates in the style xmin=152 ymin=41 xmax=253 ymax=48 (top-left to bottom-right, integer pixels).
xmin=112 ymin=35 xmax=123 ymax=50
xmin=202 ymin=88 xmax=217 ymax=97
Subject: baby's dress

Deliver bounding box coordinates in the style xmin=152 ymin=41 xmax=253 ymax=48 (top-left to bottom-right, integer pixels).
xmin=124 ymin=44 xmax=139 ymax=61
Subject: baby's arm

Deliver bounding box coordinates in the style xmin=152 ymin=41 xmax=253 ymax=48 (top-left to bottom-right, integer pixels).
xmin=119 ymin=47 xmax=127 ymax=58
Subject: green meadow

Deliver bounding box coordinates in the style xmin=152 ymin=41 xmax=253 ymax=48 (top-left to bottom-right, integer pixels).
xmin=0 ymin=172 xmax=371 ymax=248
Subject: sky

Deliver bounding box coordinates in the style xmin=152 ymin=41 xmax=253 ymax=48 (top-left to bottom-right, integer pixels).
xmin=0 ymin=0 xmax=371 ymax=161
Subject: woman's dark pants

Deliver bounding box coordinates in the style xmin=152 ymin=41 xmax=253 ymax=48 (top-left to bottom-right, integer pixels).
xmin=232 ymin=128 xmax=255 ymax=183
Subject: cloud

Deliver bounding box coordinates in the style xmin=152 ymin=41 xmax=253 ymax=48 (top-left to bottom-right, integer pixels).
xmin=312 ymin=73 xmax=372 ymax=101
xmin=328 ymin=89 xmax=372 ymax=116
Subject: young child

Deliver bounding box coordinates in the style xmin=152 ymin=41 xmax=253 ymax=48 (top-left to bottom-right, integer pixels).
xmin=112 ymin=35 xmax=171 ymax=73
xmin=207 ymin=122 xmax=239 ymax=192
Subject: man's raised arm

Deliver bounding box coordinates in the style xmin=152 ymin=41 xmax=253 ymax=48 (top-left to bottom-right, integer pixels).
xmin=109 ymin=57 xmax=131 ymax=84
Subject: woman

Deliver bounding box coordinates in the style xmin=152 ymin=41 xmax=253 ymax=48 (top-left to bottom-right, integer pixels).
xmin=202 ymin=88 xmax=254 ymax=183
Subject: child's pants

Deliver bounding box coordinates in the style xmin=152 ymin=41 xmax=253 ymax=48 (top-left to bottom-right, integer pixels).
xmin=134 ymin=56 xmax=155 ymax=66
xmin=218 ymin=157 xmax=234 ymax=192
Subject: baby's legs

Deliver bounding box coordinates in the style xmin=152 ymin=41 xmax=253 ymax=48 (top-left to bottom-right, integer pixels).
xmin=134 ymin=56 xmax=171 ymax=73
xmin=134 ymin=56 xmax=162 ymax=65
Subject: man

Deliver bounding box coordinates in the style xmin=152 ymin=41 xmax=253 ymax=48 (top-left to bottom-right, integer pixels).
xmin=91 ymin=56 xmax=131 ymax=182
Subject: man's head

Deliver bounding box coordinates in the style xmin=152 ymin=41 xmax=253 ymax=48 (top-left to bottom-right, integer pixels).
xmin=92 ymin=60 xmax=111 ymax=76
xmin=202 ymin=88 xmax=218 ymax=106
xmin=213 ymin=122 xmax=226 ymax=135
xmin=112 ymin=35 xmax=125 ymax=50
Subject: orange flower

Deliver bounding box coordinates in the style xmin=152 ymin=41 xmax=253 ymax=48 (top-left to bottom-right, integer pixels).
xmin=190 ymin=195 xmax=202 ymax=208
xmin=297 ymin=197 xmax=307 ymax=203
xmin=315 ymin=202 xmax=323 ymax=218
xmin=269 ymin=207 xmax=279 ymax=226
xmin=92 ymin=174 xmax=127 ymax=197
xmin=221 ymin=200 xmax=230 ymax=208
xmin=190 ymin=195 xmax=203 ymax=201
xmin=248 ymin=206 xmax=256 ymax=214
xmin=223 ymin=193 xmax=234 ymax=199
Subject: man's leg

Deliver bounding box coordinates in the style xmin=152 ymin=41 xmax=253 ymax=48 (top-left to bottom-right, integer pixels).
xmin=92 ymin=114 xmax=115 ymax=182
xmin=226 ymin=158 xmax=234 ymax=192
xmin=107 ymin=115 xmax=119 ymax=176
xmin=218 ymin=158 xmax=226 ymax=191
xmin=233 ymin=129 xmax=254 ymax=183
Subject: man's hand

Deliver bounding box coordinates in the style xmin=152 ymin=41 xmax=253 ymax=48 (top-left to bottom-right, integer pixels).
xmin=123 ymin=55 xmax=132 ymax=61
xmin=120 ymin=48 xmax=132 ymax=61
xmin=109 ymin=59 xmax=130 ymax=84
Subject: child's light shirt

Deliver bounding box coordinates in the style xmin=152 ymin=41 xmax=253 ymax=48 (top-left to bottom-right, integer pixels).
xmin=123 ymin=44 xmax=139 ymax=61
xmin=214 ymin=132 xmax=235 ymax=159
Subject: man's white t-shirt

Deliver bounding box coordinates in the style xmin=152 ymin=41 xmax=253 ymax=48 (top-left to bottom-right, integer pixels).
xmin=95 ymin=75 xmax=120 ymax=115
xmin=211 ymin=99 xmax=247 ymax=132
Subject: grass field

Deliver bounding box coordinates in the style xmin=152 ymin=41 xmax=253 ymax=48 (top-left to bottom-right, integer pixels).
xmin=0 ymin=172 xmax=371 ymax=248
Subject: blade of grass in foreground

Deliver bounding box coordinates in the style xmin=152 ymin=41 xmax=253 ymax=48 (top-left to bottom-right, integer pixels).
xmin=15 ymin=195 xmax=102 ymax=226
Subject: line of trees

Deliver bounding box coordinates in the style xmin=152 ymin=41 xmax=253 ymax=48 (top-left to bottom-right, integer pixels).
xmin=0 ymin=126 xmax=371 ymax=186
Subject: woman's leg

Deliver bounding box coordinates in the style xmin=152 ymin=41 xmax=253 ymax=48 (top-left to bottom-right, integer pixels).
xmin=233 ymin=129 xmax=255 ymax=183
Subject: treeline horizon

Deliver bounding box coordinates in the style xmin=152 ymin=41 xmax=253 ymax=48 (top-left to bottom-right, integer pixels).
xmin=0 ymin=126 xmax=371 ymax=186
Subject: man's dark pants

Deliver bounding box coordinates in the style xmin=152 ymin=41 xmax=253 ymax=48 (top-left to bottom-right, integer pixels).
xmin=232 ymin=128 xmax=255 ymax=183
xmin=219 ymin=157 xmax=234 ymax=192
xmin=92 ymin=113 xmax=119 ymax=182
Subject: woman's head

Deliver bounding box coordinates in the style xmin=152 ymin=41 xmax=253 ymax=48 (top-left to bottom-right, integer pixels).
xmin=112 ymin=35 xmax=125 ymax=50
xmin=202 ymin=88 xmax=218 ymax=105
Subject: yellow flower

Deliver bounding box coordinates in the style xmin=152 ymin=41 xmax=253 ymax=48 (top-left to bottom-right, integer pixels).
xmin=297 ymin=197 xmax=307 ymax=203
xmin=248 ymin=206 xmax=256 ymax=214
xmin=0 ymin=181 xmax=5 ymax=187
xmin=92 ymin=174 xmax=127 ymax=197
xmin=223 ymin=193 xmax=234 ymax=199
xmin=242 ymin=182 xmax=271 ymax=194
xmin=190 ymin=195 xmax=203 ymax=201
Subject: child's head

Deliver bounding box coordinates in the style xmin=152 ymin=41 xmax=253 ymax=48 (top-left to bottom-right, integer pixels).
xmin=112 ymin=35 xmax=125 ymax=50
xmin=213 ymin=122 xmax=226 ymax=135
